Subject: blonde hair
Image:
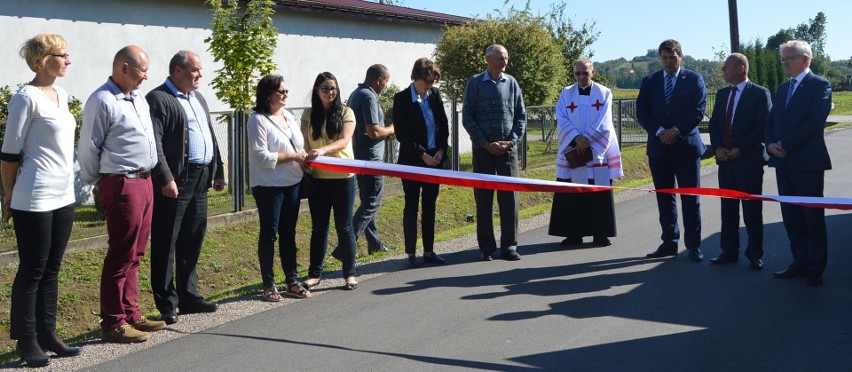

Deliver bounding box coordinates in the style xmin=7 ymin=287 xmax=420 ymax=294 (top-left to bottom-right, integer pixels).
xmin=20 ymin=34 xmax=67 ymax=73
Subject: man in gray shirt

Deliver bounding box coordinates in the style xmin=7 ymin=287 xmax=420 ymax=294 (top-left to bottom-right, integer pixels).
xmin=348 ymin=64 xmax=397 ymax=254
xmin=462 ymin=44 xmax=526 ymax=262
xmin=78 ymin=45 xmax=166 ymax=343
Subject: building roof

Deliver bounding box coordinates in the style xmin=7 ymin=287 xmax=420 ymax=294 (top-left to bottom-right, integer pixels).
xmin=271 ymin=0 xmax=469 ymax=26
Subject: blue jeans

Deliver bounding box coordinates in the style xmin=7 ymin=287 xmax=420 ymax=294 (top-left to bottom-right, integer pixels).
xmin=308 ymin=177 xmax=356 ymax=278
xmin=253 ymin=184 xmax=301 ymax=287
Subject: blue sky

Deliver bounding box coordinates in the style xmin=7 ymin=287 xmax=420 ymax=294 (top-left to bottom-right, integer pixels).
xmin=398 ymin=0 xmax=851 ymax=62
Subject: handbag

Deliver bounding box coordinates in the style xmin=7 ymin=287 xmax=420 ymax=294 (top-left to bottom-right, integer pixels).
xmin=265 ymin=113 xmax=313 ymax=199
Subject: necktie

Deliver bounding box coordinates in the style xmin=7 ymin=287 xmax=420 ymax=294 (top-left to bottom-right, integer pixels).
xmin=664 ymin=74 xmax=674 ymax=104
xmin=723 ymin=86 xmax=738 ymax=149
xmin=785 ymin=79 xmax=797 ymax=107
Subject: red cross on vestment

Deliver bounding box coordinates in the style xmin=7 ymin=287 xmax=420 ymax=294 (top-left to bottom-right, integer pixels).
xmin=566 ymin=102 xmax=578 ymax=113
xmin=592 ymin=99 xmax=604 ymax=111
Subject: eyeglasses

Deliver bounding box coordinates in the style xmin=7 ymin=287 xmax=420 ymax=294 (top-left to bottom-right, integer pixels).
xmin=276 ymin=89 xmax=289 ymax=95
xmin=319 ymin=87 xmax=337 ymax=93
xmin=424 ymin=79 xmax=436 ymax=85
xmin=51 ymin=53 xmax=70 ymax=59
xmin=781 ymin=55 xmax=803 ymax=63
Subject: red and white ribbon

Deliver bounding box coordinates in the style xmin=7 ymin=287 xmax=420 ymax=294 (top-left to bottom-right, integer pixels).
xmin=308 ymin=156 xmax=852 ymax=211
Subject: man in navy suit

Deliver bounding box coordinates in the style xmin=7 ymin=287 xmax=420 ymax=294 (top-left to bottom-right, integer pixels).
xmin=766 ymin=40 xmax=832 ymax=286
xmin=707 ymin=53 xmax=771 ymax=270
xmin=637 ymin=39 xmax=707 ymax=262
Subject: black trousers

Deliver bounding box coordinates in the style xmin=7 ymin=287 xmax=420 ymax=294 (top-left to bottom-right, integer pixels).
xmin=718 ymin=162 xmax=763 ymax=259
xmin=150 ymin=165 xmax=209 ymax=314
xmin=472 ymin=148 xmax=519 ymax=253
xmin=9 ymin=203 xmax=75 ymax=339
xmin=402 ymin=178 xmax=440 ymax=255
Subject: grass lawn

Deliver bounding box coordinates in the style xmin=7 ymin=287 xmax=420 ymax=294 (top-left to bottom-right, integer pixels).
xmin=832 ymin=91 xmax=852 ymax=115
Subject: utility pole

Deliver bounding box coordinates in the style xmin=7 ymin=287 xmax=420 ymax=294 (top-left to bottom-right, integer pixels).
xmin=728 ymin=0 xmax=740 ymax=53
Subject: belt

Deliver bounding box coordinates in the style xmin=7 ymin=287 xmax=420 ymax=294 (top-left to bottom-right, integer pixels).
xmin=101 ymin=170 xmax=151 ymax=179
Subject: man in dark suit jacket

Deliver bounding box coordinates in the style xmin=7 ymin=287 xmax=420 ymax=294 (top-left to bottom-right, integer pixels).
xmin=637 ymin=39 xmax=707 ymax=262
xmin=707 ymin=53 xmax=771 ymax=270
xmin=145 ymin=51 xmax=225 ymax=324
xmin=766 ymin=40 xmax=832 ymax=286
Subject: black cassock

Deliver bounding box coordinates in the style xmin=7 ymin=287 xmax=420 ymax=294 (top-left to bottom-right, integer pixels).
xmin=548 ymin=178 xmax=616 ymax=239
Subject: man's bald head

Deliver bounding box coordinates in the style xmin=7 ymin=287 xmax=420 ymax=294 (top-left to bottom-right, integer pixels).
xmin=111 ymin=45 xmax=149 ymax=95
xmin=573 ymin=59 xmax=595 ymax=87
xmin=722 ymin=53 xmax=749 ymax=85
xmin=113 ymin=45 xmax=148 ymax=71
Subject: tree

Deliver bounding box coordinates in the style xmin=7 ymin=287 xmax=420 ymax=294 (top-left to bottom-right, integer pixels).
xmin=750 ymin=12 xmax=838 ymax=91
xmin=797 ymin=12 xmax=827 ymax=56
xmin=766 ymin=28 xmax=794 ymax=52
xmin=741 ymin=38 xmax=786 ymax=94
xmin=434 ymin=8 xmax=563 ymax=105
xmin=545 ymin=2 xmax=599 ymax=86
xmin=434 ymin=2 xmax=596 ymax=105
xmin=205 ymin=0 xmax=278 ymax=111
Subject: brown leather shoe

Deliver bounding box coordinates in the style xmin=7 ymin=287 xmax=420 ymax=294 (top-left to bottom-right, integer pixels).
xmin=130 ymin=316 xmax=167 ymax=332
xmin=102 ymin=324 xmax=150 ymax=343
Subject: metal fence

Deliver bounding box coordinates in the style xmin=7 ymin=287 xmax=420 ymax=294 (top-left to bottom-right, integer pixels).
xmin=528 ymin=94 xmax=716 ymax=155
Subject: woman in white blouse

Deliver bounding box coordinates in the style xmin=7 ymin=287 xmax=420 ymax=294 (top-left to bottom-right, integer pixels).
xmin=1 ymin=34 xmax=81 ymax=367
xmin=247 ymin=74 xmax=311 ymax=301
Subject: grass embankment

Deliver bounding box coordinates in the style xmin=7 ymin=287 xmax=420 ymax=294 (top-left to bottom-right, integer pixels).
xmin=831 ymin=91 xmax=852 ymax=115
xmin=0 ymin=140 xmax=656 ymax=361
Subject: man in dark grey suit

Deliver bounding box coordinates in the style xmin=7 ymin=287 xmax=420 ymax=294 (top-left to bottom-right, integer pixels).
xmin=766 ymin=40 xmax=832 ymax=286
xmin=707 ymin=53 xmax=771 ymax=270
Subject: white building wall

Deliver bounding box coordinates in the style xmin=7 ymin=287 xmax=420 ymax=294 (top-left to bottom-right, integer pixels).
xmin=0 ymin=0 xmax=471 ymax=153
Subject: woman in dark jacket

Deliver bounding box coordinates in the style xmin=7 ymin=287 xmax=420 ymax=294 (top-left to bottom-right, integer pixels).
xmin=392 ymin=58 xmax=449 ymax=268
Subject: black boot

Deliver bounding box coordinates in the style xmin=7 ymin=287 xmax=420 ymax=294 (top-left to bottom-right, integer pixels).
xmin=38 ymin=332 xmax=82 ymax=357
xmin=16 ymin=337 xmax=50 ymax=367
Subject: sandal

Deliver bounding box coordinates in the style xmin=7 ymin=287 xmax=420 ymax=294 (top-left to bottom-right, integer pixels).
xmin=302 ymin=277 xmax=322 ymax=288
xmin=286 ymin=282 xmax=311 ymax=299
xmin=262 ymin=285 xmax=283 ymax=302
xmin=342 ymin=277 xmax=358 ymax=291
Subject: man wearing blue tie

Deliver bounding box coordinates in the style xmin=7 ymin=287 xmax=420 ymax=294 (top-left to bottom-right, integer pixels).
xmin=766 ymin=40 xmax=832 ymax=286
xmin=637 ymin=39 xmax=707 ymax=262
xmin=707 ymin=53 xmax=771 ymax=271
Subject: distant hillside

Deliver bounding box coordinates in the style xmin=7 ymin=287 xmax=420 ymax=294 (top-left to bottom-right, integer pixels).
xmin=597 ymin=52 xmax=852 ymax=92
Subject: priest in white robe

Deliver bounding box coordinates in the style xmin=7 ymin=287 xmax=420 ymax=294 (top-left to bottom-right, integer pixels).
xmin=549 ymin=59 xmax=623 ymax=247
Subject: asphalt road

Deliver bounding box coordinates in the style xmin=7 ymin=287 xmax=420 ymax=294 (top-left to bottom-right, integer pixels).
xmin=86 ymin=128 xmax=852 ymax=371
